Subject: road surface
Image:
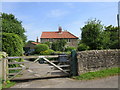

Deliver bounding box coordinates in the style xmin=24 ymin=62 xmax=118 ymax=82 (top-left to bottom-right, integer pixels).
xmin=11 ymin=75 xmax=119 ymax=88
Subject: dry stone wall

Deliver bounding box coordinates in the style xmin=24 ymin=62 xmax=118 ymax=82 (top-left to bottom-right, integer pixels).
xmin=77 ymin=49 xmax=120 ymax=75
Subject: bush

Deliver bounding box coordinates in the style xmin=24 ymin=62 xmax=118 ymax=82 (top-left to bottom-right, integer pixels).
xmin=34 ymin=44 xmax=49 ymax=54
xmin=77 ymin=43 xmax=90 ymax=51
xmin=40 ymin=49 xmax=54 ymax=55
xmin=43 ymin=41 xmax=51 ymax=48
xmin=51 ymin=40 xmax=67 ymax=51
xmin=2 ymin=33 xmax=23 ymax=56
xmin=53 ymin=51 xmax=71 ymax=55
xmin=65 ymin=47 xmax=76 ymax=52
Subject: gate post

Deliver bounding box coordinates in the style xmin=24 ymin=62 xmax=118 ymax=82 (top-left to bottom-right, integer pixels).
xmin=1 ymin=52 xmax=8 ymax=84
xmin=70 ymin=50 xmax=78 ymax=77
xmin=2 ymin=58 xmax=8 ymax=84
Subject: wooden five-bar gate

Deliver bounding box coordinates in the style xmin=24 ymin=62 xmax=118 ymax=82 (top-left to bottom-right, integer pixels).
xmin=1 ymin=50 xmax=78 ymax=83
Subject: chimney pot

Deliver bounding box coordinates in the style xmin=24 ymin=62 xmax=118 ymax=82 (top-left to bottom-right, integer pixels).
xmin=58 ymin=26 xmax=62 ymax=33
xmin=36 ymin=37 xmax=39 ymax=43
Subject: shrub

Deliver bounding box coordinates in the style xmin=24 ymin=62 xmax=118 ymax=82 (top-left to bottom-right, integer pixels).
xmin=43 ymin=41 xmax=51 ymax=48
xmin=51 ymin=39 xmax=67 ymax=51
xmin=2 ymin=33 xmax=23 ymax=56
xmin=53 ymin=51 xmax=71 ymax=55
xmin=40 ymin=49 xmax=54 ymax=55
xmin=34 ymin=44 xmax=49 ymax=54
xmin=65 ymin=47 xmax=76 ymax=52
xmin=77 ymin=43 xmax=90 ymax=51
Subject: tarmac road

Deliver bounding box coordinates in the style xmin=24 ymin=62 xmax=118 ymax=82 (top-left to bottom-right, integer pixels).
xmin=11 ymin=75 xmax=119 ymax=88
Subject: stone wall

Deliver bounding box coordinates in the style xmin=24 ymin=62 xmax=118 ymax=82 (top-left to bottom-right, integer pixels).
xmin=77 ymin=49 xmax=120 ymax=75
xmin=67 ymin=39 xmax=78 ymax=47
xmin=41 ymin=38 xmax=78 ymax=47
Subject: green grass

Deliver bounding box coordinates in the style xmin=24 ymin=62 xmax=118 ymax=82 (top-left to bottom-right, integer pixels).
xmin=73 ymin=67 xmax=120 ymax=80
xmin=2 ymin=81 xmax=16 ymax=88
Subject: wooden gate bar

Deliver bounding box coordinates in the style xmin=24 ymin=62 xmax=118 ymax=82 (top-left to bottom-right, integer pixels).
xmin=43 ymin=57 xmax=69 ymax=75
xmin=8 ymin=62 xmax=28 ymax=64
xmin=8 ymin=67 xmax=26 ymax=80
xmin=5 ymin=55 xmax=59 ymax=60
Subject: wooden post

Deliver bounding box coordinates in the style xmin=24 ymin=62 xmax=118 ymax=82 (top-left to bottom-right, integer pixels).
xmin=70 ymin=50 xmax=78 ymax=76
xmin=0 ymin=59 xmax=2 ymax=89
xmin=2 ymin=58 xmax=8 ymax=84
xmin=6 ymin=59 xmax=8 ymax=80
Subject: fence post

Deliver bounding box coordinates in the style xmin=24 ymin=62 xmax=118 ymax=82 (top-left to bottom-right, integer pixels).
xmin=2 ymin=58 xmax=8 ymax=84
xmin=70 ymin=50 xmax=78 ymax=76
xmin=0 ymin=58 xmax=2 ymax=89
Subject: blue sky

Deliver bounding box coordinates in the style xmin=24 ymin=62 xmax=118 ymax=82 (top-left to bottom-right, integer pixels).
xmin=2 ymin=2 xmax=118 ymax=41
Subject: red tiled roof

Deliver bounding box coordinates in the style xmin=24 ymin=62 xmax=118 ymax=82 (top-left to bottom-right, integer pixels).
xmin=31 ymin=42 xmax=40 ymax=45
xmin=40 ymin=31 xmax=78 ymax=39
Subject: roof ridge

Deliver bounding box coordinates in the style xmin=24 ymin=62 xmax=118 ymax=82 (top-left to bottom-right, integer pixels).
xmin=67 ymin=32 xmax=79 ymax=38
xmin=40 ymin=30 xmax=78 ymax=39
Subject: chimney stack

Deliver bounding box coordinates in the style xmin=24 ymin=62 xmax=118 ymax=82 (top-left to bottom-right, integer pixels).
xmin=36 ymin=36 xmax=39 ymax=43
xmin=58 ymin=26 xmax=62 ymax=33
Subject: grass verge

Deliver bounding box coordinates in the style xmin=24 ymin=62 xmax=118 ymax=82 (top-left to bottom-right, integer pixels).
xmin=73 ymin=67 xmax=120 ymax=80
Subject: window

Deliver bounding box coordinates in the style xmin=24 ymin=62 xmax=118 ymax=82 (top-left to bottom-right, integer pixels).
xmin=67 ymin=39 xmax=70 ymax=42
xmin=49 ymin=39 xmax=53 ymax=42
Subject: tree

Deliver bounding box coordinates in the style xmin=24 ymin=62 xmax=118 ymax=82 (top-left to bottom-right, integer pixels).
xmin=0 ymin=13 xmax=27 ymax=43
xmin=59 ymin=39 xmax=67 ymax=51
xmin=81 ymin=19 xmax=104 ymax=50
xmin=104 ymin=25 xmax=119 ymax=49
xmin=51 ymin=39 xmax=67 ymax=51
xmin=51 ymin=41 xmax=59 ymax=51
xmin=101 ymin=31 xmax=111 ymax=49
xmin=2 ymin=33 xmax=23 ymax=56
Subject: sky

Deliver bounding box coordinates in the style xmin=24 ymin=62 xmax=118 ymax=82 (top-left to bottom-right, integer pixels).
xmin=2 ymin=2 xmax=118 ymax=41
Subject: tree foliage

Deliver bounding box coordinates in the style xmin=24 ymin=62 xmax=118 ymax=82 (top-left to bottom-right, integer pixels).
xmin=104 ymin=25 xmax=119 ymax=49
xmin=2 ymin=33 xmax=23 ymax=56
xmin=51 ymin=39 xmax=67 ymax=51
xmin=1 ymin=13 xmax=27 ymax=43
xmin=80 ymin=19 xmax=119 ymax=50
xmin=77 ymin=43 xmax=90 ymax=51
xmin=81 ymin=19 xmax=104 ymax=50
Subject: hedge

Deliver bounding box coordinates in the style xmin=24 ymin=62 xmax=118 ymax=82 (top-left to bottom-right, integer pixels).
xmin=2 ymin=33 xmax=23 ymax=56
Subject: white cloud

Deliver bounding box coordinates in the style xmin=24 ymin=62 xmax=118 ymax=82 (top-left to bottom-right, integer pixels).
xmin=47 ymin=9 xmax=69 ymax=18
